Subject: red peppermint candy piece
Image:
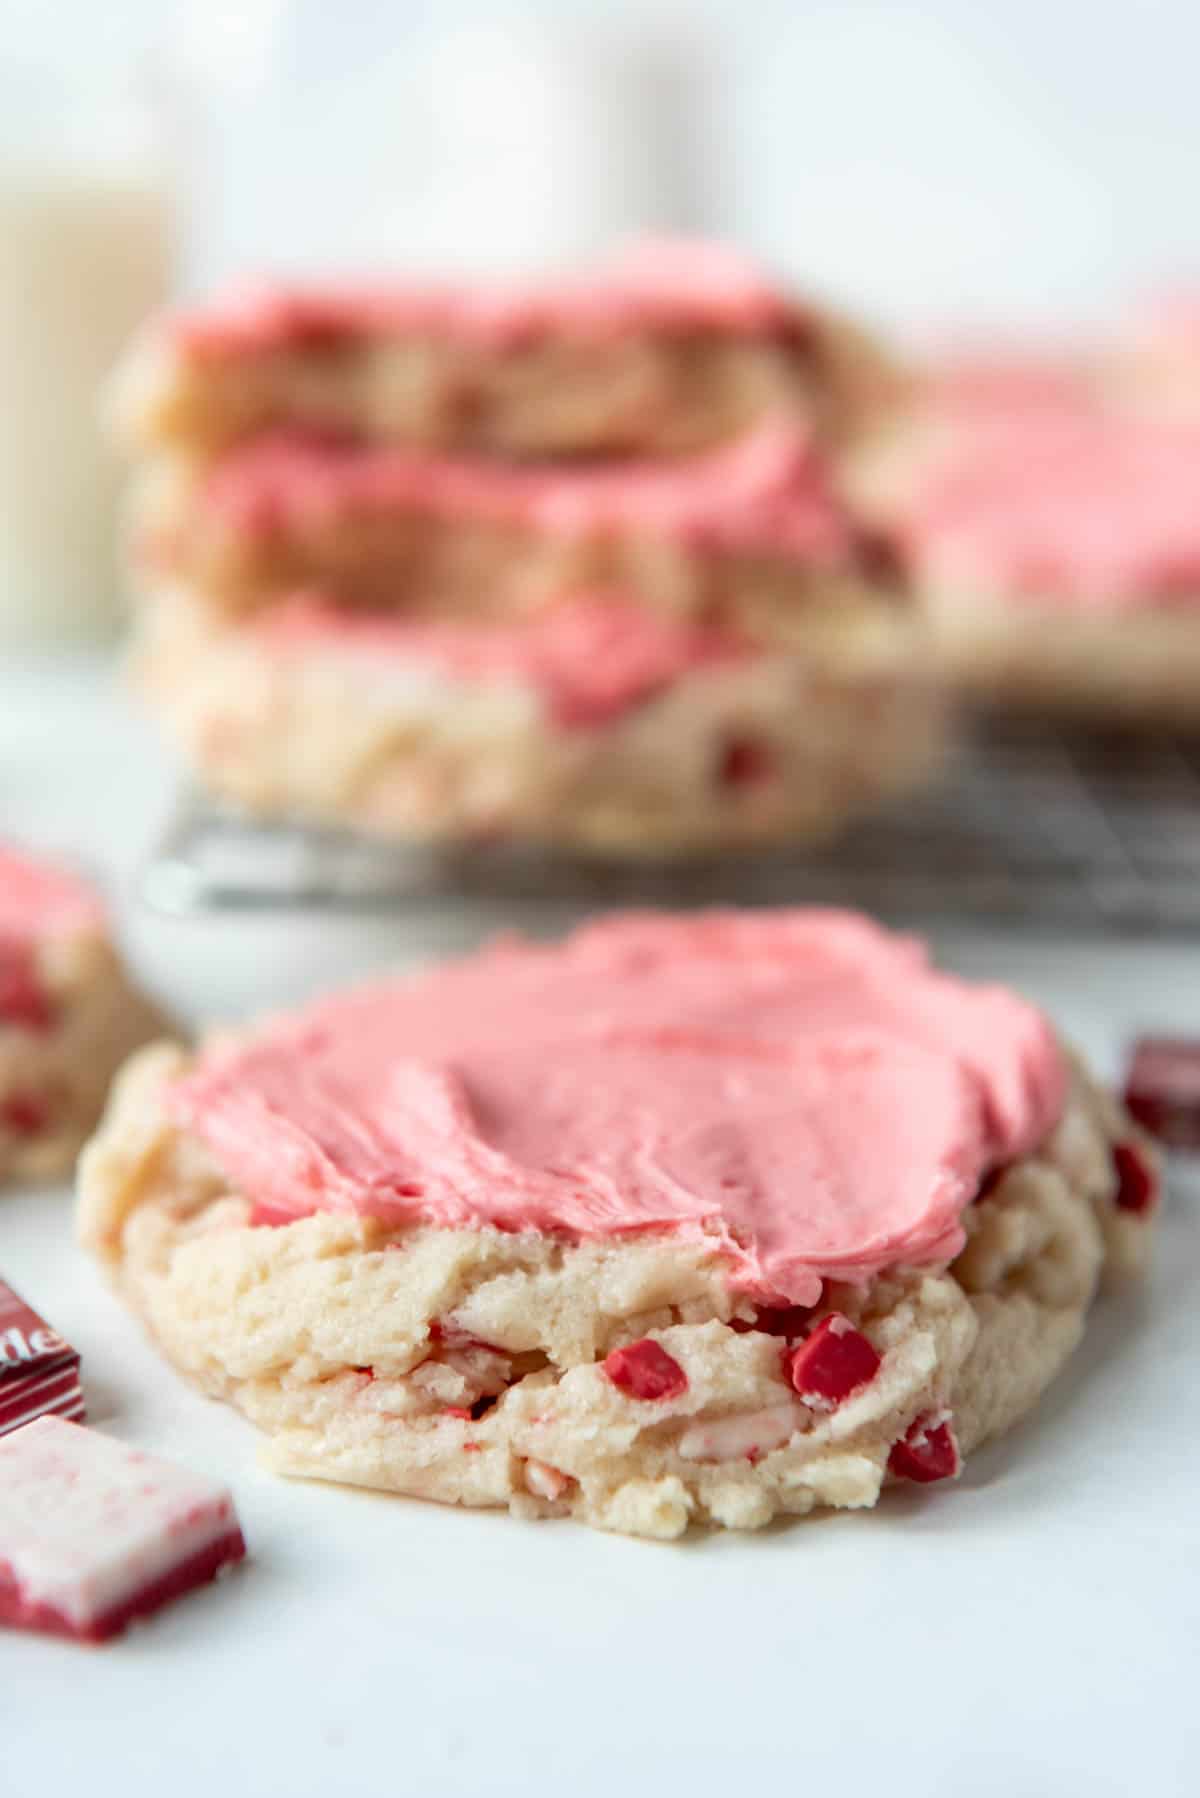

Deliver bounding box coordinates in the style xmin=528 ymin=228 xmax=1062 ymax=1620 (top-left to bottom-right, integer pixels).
xmin=785 ymin=1313 xmax=881 ymax=1406
xmin=730 ymin=1302 xmax=818 ymax=1339
xmin=1122 ymin=1036 xmax=1200 ymax=1151
xmin=603 ymin=1339 xmax=688 ymax=1402
xmin=718 ymin=737 xmax=775 ymax=788
xmin=1112 ymin=1140 xmax=1159 ymax=1215
xmin=0 ymin=946 xmax=53 ymax=1034
xmin=0 ymin=1093 xmax=50 ymax=1138
xmin=887 ymin=1411 xmax=960 ymax=1484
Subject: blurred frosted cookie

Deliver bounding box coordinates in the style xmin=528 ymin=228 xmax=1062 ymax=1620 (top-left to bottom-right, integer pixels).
xmin=1108 ymin=291 xmax=1200 ymax=421
xmin=114 ymin=241 xmax=896 ymax=464
xmin=847 ymin=341 xmax=1099 ymax=531
xmin=133 ymin=424 xmax=901 ymax=640
xmin=848 ymin=340 xmax=1200 ymax=725
xmin=131 ymin=589 xmax=943 ymax=856
xmin=0 ymin=845 xmax=164 ymax=1184
xmin=79 ymin=909 xmax=1157 ymax=1540
xmin=902 ymin=411 xmax=1200 ymax=724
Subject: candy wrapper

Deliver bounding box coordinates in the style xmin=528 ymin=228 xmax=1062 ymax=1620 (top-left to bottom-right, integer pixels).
xmin=0 ymin=1277 xmax=84 ymax=1436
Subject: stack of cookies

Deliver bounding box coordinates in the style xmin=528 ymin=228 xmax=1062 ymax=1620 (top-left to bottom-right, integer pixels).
xmin=115 ymin=242 xmax=942 ymax=856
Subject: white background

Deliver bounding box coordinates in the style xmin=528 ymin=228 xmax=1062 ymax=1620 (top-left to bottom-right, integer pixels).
xmin=2 ymin=0 xmax=1199 ymax=329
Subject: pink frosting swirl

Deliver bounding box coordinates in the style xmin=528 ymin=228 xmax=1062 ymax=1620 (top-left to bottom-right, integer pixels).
xmin=168 ymin=910 xmax=1066 ymax=1306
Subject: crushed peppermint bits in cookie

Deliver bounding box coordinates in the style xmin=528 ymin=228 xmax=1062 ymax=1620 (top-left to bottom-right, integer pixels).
xmin=0 ymin=946 xmax=53 ymax=1033
xmin=887 ymin=1412 xmax=960 ymax=1484
xmin=0 ymin=1093 xmax=51 ymax=1139
xmin=718 ymin=736 xmax=775 ymax=787
xmin=732 ymin=1303 xmax=820 ymax=1338
xmin=1111 ymin=1141 xmax=1159 ymax=1214
xmin=603 ymin=1340 xmax=689 ymax=1402
xmin=524 ymin=1460 xmax=573 ymax=1502
xmin=76 ymin=907 xmax=1154 ymax=1541
xmin=785 ymin=1314 xmax=882 ymax=1407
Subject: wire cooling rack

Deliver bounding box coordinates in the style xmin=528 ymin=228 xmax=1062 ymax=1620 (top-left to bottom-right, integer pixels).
xmin=141 ymin=719 xmax=1200 ymax=934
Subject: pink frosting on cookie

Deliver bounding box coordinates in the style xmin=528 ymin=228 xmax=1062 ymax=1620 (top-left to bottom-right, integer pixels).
xmin=167 ymin=911 xmax=1066 ymax=1306
xmin=202 ymin=424 xmax=853 ymax=564
xmin=0 ymin=845 xmax=103 ymax=943
xmin=254 ymin=593 xmax=748 ymax=727
xmin=924 ymin=356 xmax=1095 ymax=424
xmin=909 ymin=414 xmax=1200 ymax=606
xmin=170 ymin=241 xmax=807 ymax=359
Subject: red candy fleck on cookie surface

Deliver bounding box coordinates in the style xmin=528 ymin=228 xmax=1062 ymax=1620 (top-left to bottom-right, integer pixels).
xmin=0 ymin=1093 xmax=50 ymax=1138
xmin=1111 ymin=1140 xmax=1159 ymax=1214
xmin=731 ymin=1302 xmax=819 ymax=1339
xmin=718 ymin=737 xmax=775 ymax=788
xmin=603 ymin=1339 xmax=688 ymax=1402
xmin=887 ymin=1411 xmax=960 ymax=1484
xmin=1122 ymin=1036 xmax=1200 ymax=1151
xmin=785 ymin=1313 xmax=882 ymax=1406
xmin=0 ymin=946 xmax=53 ymax=1034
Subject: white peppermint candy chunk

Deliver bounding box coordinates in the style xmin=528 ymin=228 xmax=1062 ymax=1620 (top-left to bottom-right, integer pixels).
xmin=0 ymin=1417 xmax=246 ymax=1642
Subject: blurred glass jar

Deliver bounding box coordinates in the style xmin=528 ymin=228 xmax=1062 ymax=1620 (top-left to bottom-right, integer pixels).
xmin=169 ymin=4 xmax=712 ymax=286
xmin=0 ymin=74 xmax=170 ymax=650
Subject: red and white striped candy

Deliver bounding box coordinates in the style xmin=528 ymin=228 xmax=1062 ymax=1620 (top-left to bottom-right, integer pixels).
xmin=0 ymin=1417 xmax=246 ymax=1642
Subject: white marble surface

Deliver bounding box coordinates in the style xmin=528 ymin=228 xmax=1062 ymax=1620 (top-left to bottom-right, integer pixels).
xmin=2 ymin=656 xmax=1198 ymax=1797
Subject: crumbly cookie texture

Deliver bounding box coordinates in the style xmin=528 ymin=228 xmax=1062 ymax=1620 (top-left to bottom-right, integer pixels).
xmin=78 ymin=1043 xmax=1154 ymax=1540
xmin=117 ymin=328 xmax=826 ymax=465
xmin=2 ymin=929 xmax=166 ymax=1186
xmin=132 ymin=594 xmax=944 ymax=856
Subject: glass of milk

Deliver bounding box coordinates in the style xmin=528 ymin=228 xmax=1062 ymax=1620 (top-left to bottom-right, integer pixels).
xmin=0 ymin=76 xmax=170 ymax=650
